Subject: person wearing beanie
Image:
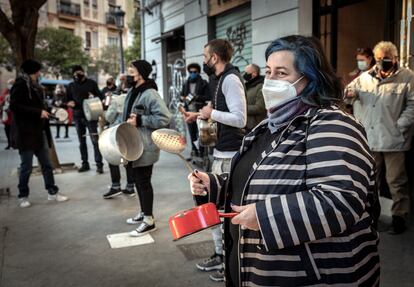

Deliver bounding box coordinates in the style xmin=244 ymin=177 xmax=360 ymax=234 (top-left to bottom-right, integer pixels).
xmin=123 ymin=59 xmax=172 ymax=236
xmin=9 ymin=59 xmax=68 ymax=208
xmin=66 ymin=65 xmax=104 ymax=173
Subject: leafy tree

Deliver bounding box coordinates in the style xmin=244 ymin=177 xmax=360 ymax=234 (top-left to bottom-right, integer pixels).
xmin=0 ymin=0 xmax=47 ymax=69
xmin=35 ymin=27 xmax=90 ymax=78
xmin=125 ymin=12 xmax=141 ymax=63
xmin=94 ymin=45 xmax=120 ymax=78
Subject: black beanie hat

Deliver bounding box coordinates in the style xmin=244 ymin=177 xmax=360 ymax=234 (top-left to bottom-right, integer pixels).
xmin=72 ymin=65 xmax=84 ymax=74
xmin=131 ymin=60 xmax=152 ymax=80
xmin=20 ymin=59 xmax=42 ymax=75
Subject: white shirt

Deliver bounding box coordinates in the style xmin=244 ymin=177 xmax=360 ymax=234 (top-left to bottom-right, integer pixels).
xmin=210 ymin=74 xmax=247 ymax=158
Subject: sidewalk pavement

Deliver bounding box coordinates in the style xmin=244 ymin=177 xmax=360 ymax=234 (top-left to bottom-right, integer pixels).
xmin=0 ymin=125 xmax=413 ymax=287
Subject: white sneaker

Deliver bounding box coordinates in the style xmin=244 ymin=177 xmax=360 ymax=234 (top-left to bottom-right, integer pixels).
xmin=19 ymin=198 xmax=31 ymax=208
xmin=126 ymin=212 xmax=144 ymax=225
xmin=129 ymin=222 xmax=156 ymax=237
xmin=48 ymin=193 xmax=69 ymax=202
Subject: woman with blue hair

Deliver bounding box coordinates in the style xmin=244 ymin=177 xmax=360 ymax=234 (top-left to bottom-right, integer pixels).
xmin=188 ymin=35 xmax=380 ymax=286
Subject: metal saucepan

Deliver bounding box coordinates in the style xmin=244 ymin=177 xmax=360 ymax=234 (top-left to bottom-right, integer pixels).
xmin=83 ymin=97 xmax=103 ymax=121
xmin=169 ymin=203 xmax=237 ymax=241
xmin=98 ymin=123 xmax=143 ymax=165
xmin=50 ymin=107 xmax=69 ymax=123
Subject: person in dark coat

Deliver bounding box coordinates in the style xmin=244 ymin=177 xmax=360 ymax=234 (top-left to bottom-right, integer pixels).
xmin=66 ymin=65 xmax=104 ymax=173
xmin=10 ymin=59 xmax=69 ymax=208
xmin=243 ymin=63 xmax=266 ymax=131
xmin=180 ymin=63 xmax=210 ymax=158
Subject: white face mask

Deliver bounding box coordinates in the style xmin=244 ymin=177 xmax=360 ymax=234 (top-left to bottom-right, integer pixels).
xmin=262 ymin=76 xmax=304 ymax=110
xmin=357 ymin=60 xmax=368 ymax=71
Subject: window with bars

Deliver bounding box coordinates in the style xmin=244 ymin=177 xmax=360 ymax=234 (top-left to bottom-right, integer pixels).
xmin=85 ymin=31 xmax=91 ymax=49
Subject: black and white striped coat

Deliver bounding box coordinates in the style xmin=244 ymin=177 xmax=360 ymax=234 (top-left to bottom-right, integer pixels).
xmin=203 ymin=106 xmax=380 ymax=286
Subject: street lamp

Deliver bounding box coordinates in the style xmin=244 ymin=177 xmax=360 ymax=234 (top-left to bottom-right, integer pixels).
xmin=112 ymin=6 xmax=126 ymax=73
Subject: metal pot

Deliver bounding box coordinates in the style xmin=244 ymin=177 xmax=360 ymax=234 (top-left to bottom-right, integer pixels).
xmin=169 ymin=203 xmax=237 ymax=241
xmin=98 ymin=123 xmax=144 ymax=165
xmin=197 ymin=118 xmax=217 ymax=147
xmin=83 ymin=97 xmax=103 ymax=121
xmin=51 ymin=107 xmax=68 ymax=123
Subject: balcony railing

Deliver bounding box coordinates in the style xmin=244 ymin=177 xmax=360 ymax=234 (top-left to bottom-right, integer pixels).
xmin=106 ymin=12 xmax=117 ymax=26
xmin=58 ymin=1 xmax=81 ymax=17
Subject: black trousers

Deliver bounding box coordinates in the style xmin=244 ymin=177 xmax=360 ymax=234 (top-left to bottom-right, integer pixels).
xmin=187 ymin=121 xmax=204 ymax=155
xmin=109 ymin=163 xmax=134 ymax=187
xmin=131 ymin=164 xmax=154 ymax=216
xmin=73 ymin=117 xmax=103 ymax=167
xmin=18 ymin=134 xmax=58 ymax=198
xmin=56 ymin=124 xmax=69 ymax=137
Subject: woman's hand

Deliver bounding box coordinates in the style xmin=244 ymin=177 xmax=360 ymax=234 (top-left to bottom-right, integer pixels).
xmin=231 ymin=204 xmax=260 ymax=231
xmin=127 ymin=113 xmax=137 ymax=126
xmin=187 ymin=169 xmax=210 ymax=196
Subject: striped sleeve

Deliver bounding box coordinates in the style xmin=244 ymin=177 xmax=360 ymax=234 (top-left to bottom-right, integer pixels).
xmin=256 ymin=110 xmax=375 ymax=251
xmin=194 ymin=172 xmax=228 ymax=207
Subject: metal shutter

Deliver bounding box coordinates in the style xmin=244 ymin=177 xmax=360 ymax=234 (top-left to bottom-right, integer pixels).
xmin=215 ymin=5 xmax=252 ymax=72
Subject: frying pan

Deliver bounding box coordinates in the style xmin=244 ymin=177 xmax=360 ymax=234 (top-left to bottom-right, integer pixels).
xmin=169 ymin=203 xmax=238 ymax=241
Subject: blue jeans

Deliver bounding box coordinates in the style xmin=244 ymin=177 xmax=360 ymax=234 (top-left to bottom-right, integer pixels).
xmin=74 ymin=117 xmax=103 ymax=167
xmin=18 ymin=140 xmax=58 ymax=198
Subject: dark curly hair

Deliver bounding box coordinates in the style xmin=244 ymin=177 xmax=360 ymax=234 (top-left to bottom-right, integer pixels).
xmin=187 ymin=63 xmax=201 ymax=73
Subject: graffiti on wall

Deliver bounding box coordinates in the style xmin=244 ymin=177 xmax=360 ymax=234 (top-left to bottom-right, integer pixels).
xmin=226 ymin=22 xmax=249 ymax=68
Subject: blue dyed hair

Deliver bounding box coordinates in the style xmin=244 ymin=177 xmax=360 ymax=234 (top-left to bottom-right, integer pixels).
xmin=265 ymin=35 xmax=343 ymax=107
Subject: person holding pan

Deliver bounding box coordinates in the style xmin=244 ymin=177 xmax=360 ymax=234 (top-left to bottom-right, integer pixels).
xmin=188 ymin=35 xmax=380 ymax=286
xmin=10 ymin=59 xmax=68 ymax=208
xmin=123 ymin=60 xmax=172 ymax=236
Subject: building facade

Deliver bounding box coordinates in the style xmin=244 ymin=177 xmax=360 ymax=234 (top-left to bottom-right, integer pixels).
xmin=140 ymin=0 xmax=409 ymax=99
xmin=0 ymin=0 xmax=135 ymax=88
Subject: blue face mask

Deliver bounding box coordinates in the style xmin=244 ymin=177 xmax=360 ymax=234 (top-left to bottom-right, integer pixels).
xmin=189 ymin=72 xmax=198 ymax=80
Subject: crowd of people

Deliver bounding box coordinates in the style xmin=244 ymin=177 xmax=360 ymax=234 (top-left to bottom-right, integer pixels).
xmin=2 ymin=33 xmax=414 ymax=286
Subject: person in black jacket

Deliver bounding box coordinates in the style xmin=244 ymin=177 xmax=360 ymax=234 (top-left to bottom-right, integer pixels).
xmin=66 ymin=65 xmax=104 ymax=173
xmin=10 ymin=59 xmax=68 ymax=208
xmin=180 ymin=63 xmax=210 ymax=158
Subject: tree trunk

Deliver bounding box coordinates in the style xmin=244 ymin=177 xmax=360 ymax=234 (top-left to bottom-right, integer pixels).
xmin=0 ymin=0 xmax=45 ymax=71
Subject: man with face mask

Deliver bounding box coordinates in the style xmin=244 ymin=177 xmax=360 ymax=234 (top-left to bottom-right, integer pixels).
xmin=10 ymin=59 xmax=68 ymax=208
xmin=243 ymin=63 xmax=266 ymax=131
xmin=101 ymin=77 xmax=117 ymax=97
xmin=180 ymin=63 xmax=210 ymax=159
xmin=184 ymin=39 xmax=247 ymax=282
xmin=347 ymin=41 xmax=414 ymax=235
xmin=66 ymin=65 xmax=104 ymax=173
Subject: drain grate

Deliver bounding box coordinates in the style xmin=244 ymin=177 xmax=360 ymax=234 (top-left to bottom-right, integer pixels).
xmin=176 ymin=240 xmax=215 ymax=260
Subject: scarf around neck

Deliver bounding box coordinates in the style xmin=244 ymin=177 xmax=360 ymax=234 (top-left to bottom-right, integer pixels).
xmin=267 ymin=96 xmax=310 ymax=133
